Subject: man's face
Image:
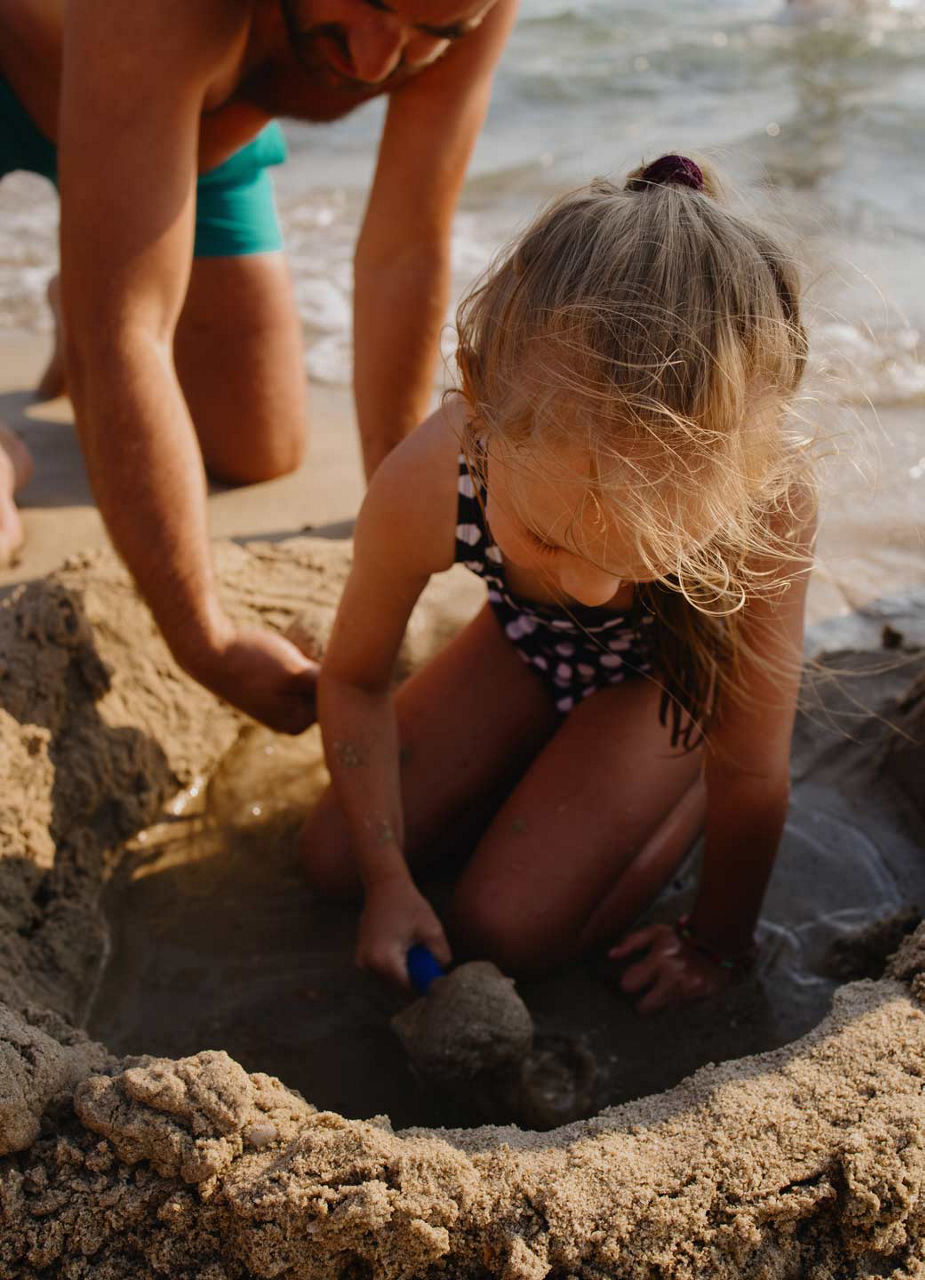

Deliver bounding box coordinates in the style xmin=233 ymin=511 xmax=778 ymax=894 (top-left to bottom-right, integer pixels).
xmin=241 ymin=0 xmax=497 ymax=119
xmin=280 ymin=0 xmax=495 ymax=90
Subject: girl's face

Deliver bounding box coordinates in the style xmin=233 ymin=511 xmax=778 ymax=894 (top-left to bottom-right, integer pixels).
xmin=485 ymin=445 xmax=662 ymax=608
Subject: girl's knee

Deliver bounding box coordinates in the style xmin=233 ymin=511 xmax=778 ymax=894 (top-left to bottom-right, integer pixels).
xmin=451 ymin=882 xmax=568 ymax=976
xmin=299 ymin=801 xmax=360 ymax=900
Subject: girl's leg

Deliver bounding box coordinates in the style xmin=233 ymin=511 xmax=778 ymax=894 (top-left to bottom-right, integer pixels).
xmin=578 ymin=775 xmax=706 ymax=949
xmin=449 ymin=675 xmax=704 ymax=974
xmin=300 ymin=603 xmax=560 ymax=896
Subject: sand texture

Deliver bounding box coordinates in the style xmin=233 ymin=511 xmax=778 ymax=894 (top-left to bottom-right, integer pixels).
xmin=392 ymin=961 xmax=535 ymax=1083
xmin=1 ymin=539 xmax=924 ymax=1278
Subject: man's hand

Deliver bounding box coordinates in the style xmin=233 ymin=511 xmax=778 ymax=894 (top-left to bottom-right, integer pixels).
xmin=184 ymin=624 xmax=318 ymax=735
xmin=609 ymin=923 xmax=733 ymax=1014
xmin=357 ymin=876 xmax=452 ymax=990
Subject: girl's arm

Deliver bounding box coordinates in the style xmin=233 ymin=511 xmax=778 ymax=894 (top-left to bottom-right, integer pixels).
xmin=318 ymin=404 xmax=461 ymax=984
xmin=616 ymin=483 xmax=817 ymax=1011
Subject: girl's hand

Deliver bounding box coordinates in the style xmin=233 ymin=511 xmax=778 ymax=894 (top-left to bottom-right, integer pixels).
xmin=357 ymin=877 xmax=452 ymax=990
xmin=609 ymin=923 xmax=733 ymax=1014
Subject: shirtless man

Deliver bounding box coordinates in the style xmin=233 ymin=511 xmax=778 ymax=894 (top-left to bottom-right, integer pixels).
xmin=0 ymin=0 xmax=516 ymax=730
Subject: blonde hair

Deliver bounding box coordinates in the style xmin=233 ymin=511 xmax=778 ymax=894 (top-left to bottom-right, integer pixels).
xmin=455 ymin=157 xmax=814 ymax=745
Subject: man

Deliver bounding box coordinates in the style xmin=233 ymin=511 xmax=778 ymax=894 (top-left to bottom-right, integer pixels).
xmin=0 ymin=0 xmax=516 ymax=730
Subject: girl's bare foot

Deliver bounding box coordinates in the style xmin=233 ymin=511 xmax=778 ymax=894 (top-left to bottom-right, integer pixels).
xmin=0 ymin=425 xmax=34 ymax=567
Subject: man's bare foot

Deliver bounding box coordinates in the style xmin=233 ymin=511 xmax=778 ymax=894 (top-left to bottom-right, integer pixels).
xmin=0 ymin=425 xmax=34 ymax=567
xmin=35 ymin=274 xmax=68 ymax=401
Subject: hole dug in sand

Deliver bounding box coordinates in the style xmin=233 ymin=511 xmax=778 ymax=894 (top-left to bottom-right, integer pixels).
xmin=1 ymin=544 xmax=925 ymax=1278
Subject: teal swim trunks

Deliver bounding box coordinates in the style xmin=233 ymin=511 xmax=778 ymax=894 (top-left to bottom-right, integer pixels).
xmin=0 ymin=76 xmax=287 ymax=258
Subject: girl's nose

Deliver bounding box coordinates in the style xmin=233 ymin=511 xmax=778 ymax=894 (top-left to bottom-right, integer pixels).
xmin=558 ymin=563 xmax=622 ymax=608
xmin=346 ymin=16 xmax=405 ymax=83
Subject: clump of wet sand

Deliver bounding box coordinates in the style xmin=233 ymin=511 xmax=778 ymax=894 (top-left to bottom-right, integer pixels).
xmin=392 ymin=961 xmax=534 ymax=1084
xmin=1 ymin=540 xmax=924 ymax=1278
xmin=392 ymin=964 xmax=600 ymax=1130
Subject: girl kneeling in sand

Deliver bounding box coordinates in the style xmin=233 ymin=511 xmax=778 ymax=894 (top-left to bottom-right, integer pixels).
xmin=300 ymin=155 xmax=815 ymax=1012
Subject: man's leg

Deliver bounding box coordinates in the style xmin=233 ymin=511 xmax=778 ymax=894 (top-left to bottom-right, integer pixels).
xmin=173 ymin=251 xmax=308 ymax=484
xmin=35 ymin=120 xmax=305 ymax=484
xmin=35 ymin=251 xmax=308 ymax=484
xmin=177 ymin=121 xmax=306 ymax=484
xmin=0 ymin=424 xmax=33 ymax=565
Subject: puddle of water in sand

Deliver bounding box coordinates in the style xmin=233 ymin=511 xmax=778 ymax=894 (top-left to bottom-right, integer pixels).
xmin=87 ymin=721 xmax=924 ymax=1130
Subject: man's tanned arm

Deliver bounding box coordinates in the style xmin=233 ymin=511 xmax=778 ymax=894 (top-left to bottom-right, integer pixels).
xmin=59 ymin=0 xmax=317 ymax=732
xmin=353 ymin=0 xmax=518 ymax=478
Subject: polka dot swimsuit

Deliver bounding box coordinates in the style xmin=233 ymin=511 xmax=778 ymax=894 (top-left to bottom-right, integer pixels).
xmin=454 ymin=455 xmax=656 ymax=715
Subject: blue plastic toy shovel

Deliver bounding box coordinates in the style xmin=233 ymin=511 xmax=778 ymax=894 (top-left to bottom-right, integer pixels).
xmin=406 ymin=943 xmax=445 ymax=995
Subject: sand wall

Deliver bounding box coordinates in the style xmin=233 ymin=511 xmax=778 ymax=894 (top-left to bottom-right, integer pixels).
xmin=1 ymin=540 xmax=923 ymax=1278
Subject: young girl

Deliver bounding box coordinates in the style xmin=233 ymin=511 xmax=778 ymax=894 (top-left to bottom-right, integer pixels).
xmin=300 ymin=154 xmax=815 ymax=1013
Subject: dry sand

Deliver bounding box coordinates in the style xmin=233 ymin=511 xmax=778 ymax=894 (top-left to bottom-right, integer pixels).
xmin=0 ymin=333 xmax=924 ymax=1276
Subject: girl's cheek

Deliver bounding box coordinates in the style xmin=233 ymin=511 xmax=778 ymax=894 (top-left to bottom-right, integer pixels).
xmin=497 ymin=525 xmax=547 ymax=573
xmin=485 ymin=504 xmax=525 ymax=563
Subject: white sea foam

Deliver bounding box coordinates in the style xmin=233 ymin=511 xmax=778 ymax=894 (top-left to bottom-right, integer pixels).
xmin=814 ymin=322 xmax=925 ymax=406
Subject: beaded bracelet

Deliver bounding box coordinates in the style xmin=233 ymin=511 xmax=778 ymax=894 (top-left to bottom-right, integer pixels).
xmin=674 ymin=915 xmax=757 ymax=972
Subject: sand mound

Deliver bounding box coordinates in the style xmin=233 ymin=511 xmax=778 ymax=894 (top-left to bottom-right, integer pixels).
xmin=1 ymin=540 xmax=924 ymax=1277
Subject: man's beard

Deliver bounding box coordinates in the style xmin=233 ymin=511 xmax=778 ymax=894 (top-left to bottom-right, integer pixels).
xmin=238 ymin=31 xmax=420 ymax=122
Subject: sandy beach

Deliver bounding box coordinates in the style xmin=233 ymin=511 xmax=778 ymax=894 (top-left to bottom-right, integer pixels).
xmin=0 ymin=331 xmax=365 ymax=592
xmin=2 ymin=0 xmax=925 ymax=1269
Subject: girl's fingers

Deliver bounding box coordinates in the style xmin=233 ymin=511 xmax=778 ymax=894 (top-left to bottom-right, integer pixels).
xmin=636 ymin=973 xmax=677 ymax=1015
xmin=357 ymin=943 xmax=411 ymax=991
xmin=426 ymin=929 xmax=453 ymax=969
xmin=393 ymin=947 xmax=415 ymax=991
xmin=619 ymin=953 xmax=662 ymax=995
xmin=608 ymin=925 xmax=659 ymax=960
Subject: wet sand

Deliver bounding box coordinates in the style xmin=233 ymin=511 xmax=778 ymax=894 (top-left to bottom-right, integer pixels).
xmin=86 ymin=626 xmax=925 ymax=1134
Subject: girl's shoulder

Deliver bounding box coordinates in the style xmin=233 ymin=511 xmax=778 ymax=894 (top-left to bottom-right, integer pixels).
xmin=749 ymin=467 xmax=819 ymax=577
xmin=354 ymin=396 xmax=468 ymax=580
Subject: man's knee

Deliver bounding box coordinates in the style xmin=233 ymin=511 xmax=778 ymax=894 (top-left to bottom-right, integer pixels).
xmin=207 ymin=416 xmax=307 ymax=485
xmin=299 ymin=798 xmax=360 ymax=900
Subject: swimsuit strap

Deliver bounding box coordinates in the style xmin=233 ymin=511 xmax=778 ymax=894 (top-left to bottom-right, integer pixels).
xmin=454 ymin=453 xmax=502 ymax=576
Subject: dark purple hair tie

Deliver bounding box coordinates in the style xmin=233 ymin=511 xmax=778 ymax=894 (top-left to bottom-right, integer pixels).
xmin=627 ymin=154 xmax=704 ymax=193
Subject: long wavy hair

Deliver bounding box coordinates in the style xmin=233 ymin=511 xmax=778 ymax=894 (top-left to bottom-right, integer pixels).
xmin=455 ymin=158 xmax=814 ymax=746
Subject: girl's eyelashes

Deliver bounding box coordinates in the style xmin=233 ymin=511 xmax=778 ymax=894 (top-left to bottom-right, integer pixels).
xmin=526 ymin=529 xmax=559 ymax=556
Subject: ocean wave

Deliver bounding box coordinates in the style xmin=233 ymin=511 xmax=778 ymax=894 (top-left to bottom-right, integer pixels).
xmin=814 ymin=321 xmax=925 ymax=406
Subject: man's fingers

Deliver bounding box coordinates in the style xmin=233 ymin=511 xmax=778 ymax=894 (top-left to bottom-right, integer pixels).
xmin=274 ymin=699 xmax=316 ymax=736
xmin=291 ymin=663 xmax=319 ymax=686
